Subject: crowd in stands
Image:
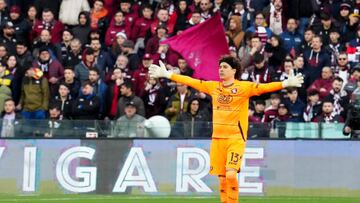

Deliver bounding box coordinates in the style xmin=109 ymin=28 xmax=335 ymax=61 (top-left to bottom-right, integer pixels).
xmin=0 ymin=0 xmax=359 ymax=138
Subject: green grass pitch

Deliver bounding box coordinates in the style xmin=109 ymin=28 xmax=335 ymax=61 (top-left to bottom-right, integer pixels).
xmin=0 ymin=195 xmax=359 ymax=203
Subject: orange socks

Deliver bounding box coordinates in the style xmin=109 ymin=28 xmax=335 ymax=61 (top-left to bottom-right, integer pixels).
xmin=226 ymin=171 xmax=238 ymax=203
xmin=219 ymin=176 xmax=227 ymax=203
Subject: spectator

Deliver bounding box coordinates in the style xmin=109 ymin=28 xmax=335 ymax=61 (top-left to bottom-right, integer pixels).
xmin=72 ymin=11 xmax=91 ymax=46
xmin=146 ymin=24 xmax=168 ymax=55
xmin=307 ymin=66 xmax=334 ymax=100
xmin=287 ymin=0 xmax=316 ymax=35
xmin=110 ymin=31 xmax=127 ymax=58
xmin=56 ymin=30 xmax=74 ymax=65
xmin=5 ymin=54 xmax=21 ymax=103
xmin=43 ymin=105 xmax=72 ymax=138
xmin=246 ymin=52 xmax=274 ymax=84
xmin=105 ymin=11 xmax=131 ymax=47
xmin=0 ymin=21 xmax=16 ymax=54
xmin=106 ymin=67 xmax=124 ymax=119
xmin=112 ymin=101 xmax=146 ymax=138
xmin=312 ymin=12 xmax=337 ymax=46
xmin=226 ymin=15 xmax=244 ymax=49
xmin=18 ymin=67 xmax=49 ymax=119
xmin=178 ymin=57 xmax=193 ymax=76
xmin=32 ymin=29 xmax=59 ymax=59
xmin=171 ymin=98 xmax=211 ymax=138
xmin=62 ymin=38 xmax=82 ymax=67
xmin=341 ymin=8 xmax=359 ymax=43
xmin=150 ymin=8 xmax=174 ymax=35
xmin=57 ymin=67 xmax=81 ymax=99
xmin=264 ymin=35 xmax=287 ymax=69
xmin=312 ymin=100 xmax=344 ymax=123
xmin=121 ymin=40 xmax=139 ymax=71
xmin=90 ymin=0 xmax=108 ymax=31
xmin=303 ymin=35 xmax=331 ymax=87
xmin=284 ymin=87 xmax=305 ymax=122
xmin=303 ymin=90 xmax=322 ymax=122
xmin=188 ymin=9 xmax=204 ymax=27
xmin=132 ymin=4 xmax=153 ymax=52
xmin=169 ymin=0 xmax=192 ymax=34
xmin=34 ymin=0 xmax=61 ymax=19
xmin=266 ymin=0 xmax=287 ymax=35
xmin=325 ymin=28 xmax=345 ymax=67
xmin=272 ymin=102 xmax=290 ymax=138
xmin=152 ymin=43 xmax=179 ymax=69
xmin=87 ymin=67 xmax=107 ymax=119
xmin=89 ymin=38 xmax=114 ymax=79
xmin=0 ymin=0 xmax=9 ymax=26
xmin=32 ymin=47 xmax=64 ymax=96
xmin=59 ymin=0 xmax=90 ymax=26
xmin=246 ymin=12 xmax=273 ymax=45
xmin=74 ymin=48 xmax=95 ymax=83
xmin=118 ymin=0 xmax=138 ymax=30
xmin=278 ymin=59 xmax=294 ymax=82
xmin=334 ymin=52 xmax=350 ymax=86
xmin=142 ymin=77 xmax=167 ymax=118
xmin=344 ymin=67 xmax=360 ymax=94
xmin=239 ymin=34 xmax=264 ymax=71
xmin=117 ymin=80 xmax=145 ymax=118
xmin=31 ymin=8 xmax=64 ymax=44
xmin=50 ymin=83 xmax=73 ymax=119
xmin=299 ymin=28 xmax=315 ymax=53
xmin=263 ymin=93 xmax=281 ymax=123
xmin=213 ymin=0 xmax=230 ymax=23
xmin=324 ymin=77 xmax=349 ymax=117
xmin=9 ymin=5 xmax=31 ymax=42
xmin=199 ymin=0 xmax=214 ymax=20
xmin=280 ymin=18 xmax=302 ymax=55
xmin=165 ymin=82 xmax=194 ymax=124
xmin=113 ymin=54 xmax=133 ymax=81
xmin=25 ymin=5 xmax=38 ymax=31
xmin=248 ymin=99 xmax=265 ymax=123
xmin=132 ymin=53 xmax=152 ymax=97
xmin=15 ymin=41 xmax=33 ymax=72
xmin=0 ymin=98 xmax=21 ymax=137
xmin=72 ymin=81 xmax=100 ymax=120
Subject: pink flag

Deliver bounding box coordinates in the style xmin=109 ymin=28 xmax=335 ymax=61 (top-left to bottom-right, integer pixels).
xmin=162 ymin=12 xmax=229 ymax=81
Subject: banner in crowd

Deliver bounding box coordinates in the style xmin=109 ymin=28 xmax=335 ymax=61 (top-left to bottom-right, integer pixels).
xmin=0 ymin=139 xmax=359 ymax=196
xmin=162 ymin=12 xmax=229 ymax=81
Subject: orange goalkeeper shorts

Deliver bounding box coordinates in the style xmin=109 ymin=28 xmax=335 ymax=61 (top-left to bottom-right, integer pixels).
xmin=209 ymin=138 xmax=246 ymax=176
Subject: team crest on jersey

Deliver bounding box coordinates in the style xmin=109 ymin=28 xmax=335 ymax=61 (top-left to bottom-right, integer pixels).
xmin=231 ymin=88 xmax=237 ymax=94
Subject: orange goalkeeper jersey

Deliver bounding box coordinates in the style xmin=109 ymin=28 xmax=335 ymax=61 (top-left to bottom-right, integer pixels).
xmin=170 ymin=74 xmax=283 ymax=140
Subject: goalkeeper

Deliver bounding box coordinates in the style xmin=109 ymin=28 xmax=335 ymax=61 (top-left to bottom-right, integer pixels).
xmin=149 ymin=55 xmax=303 ymax=203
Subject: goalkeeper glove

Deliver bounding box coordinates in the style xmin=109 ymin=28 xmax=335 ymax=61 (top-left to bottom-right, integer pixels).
xmin=149 ymin=60 xmax=172 ymax=79
xmin=282 ymin=69 xmax=304 ymax=88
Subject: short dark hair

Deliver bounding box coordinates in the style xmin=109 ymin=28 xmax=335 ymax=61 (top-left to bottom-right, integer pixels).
xmin=42 ymin=8 xmax=53 ymax=14
xmin=4 ymin=98 xmax=14 ymax=104
xmin=334 ymin=76 xmax=344 ymax=83
xmin=82 ymin=80 xmax=93 ymax=87
xmin=219 ymin=55 xmax=242 ymax=79
xmin=253 ymin=52 xmax=265 ymax=64
xmin=121 ymin=80 xmax=133 ymax=90
xmin=286 ymin=87 xmax=298 ymax=93
xmin=89 ymin=67 xmax=100 ymax=75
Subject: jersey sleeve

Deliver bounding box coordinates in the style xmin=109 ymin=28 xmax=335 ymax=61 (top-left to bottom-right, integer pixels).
xmin=170 ymin=74 xmax=212 ymax=94
xmin=247 ymin=81 xmax=283 ymax=97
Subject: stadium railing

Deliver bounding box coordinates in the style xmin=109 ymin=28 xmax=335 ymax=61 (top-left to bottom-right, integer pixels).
xmin=0 ymin=119 xmax=351 ymax=139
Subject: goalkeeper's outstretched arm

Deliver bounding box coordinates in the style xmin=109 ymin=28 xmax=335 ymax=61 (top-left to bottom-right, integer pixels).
xmin=149 ymin=61 xmax=211 ymax=94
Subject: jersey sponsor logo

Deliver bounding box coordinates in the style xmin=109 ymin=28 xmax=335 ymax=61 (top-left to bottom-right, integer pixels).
xmin=217 ymin=94 xmax=233 ymax=104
